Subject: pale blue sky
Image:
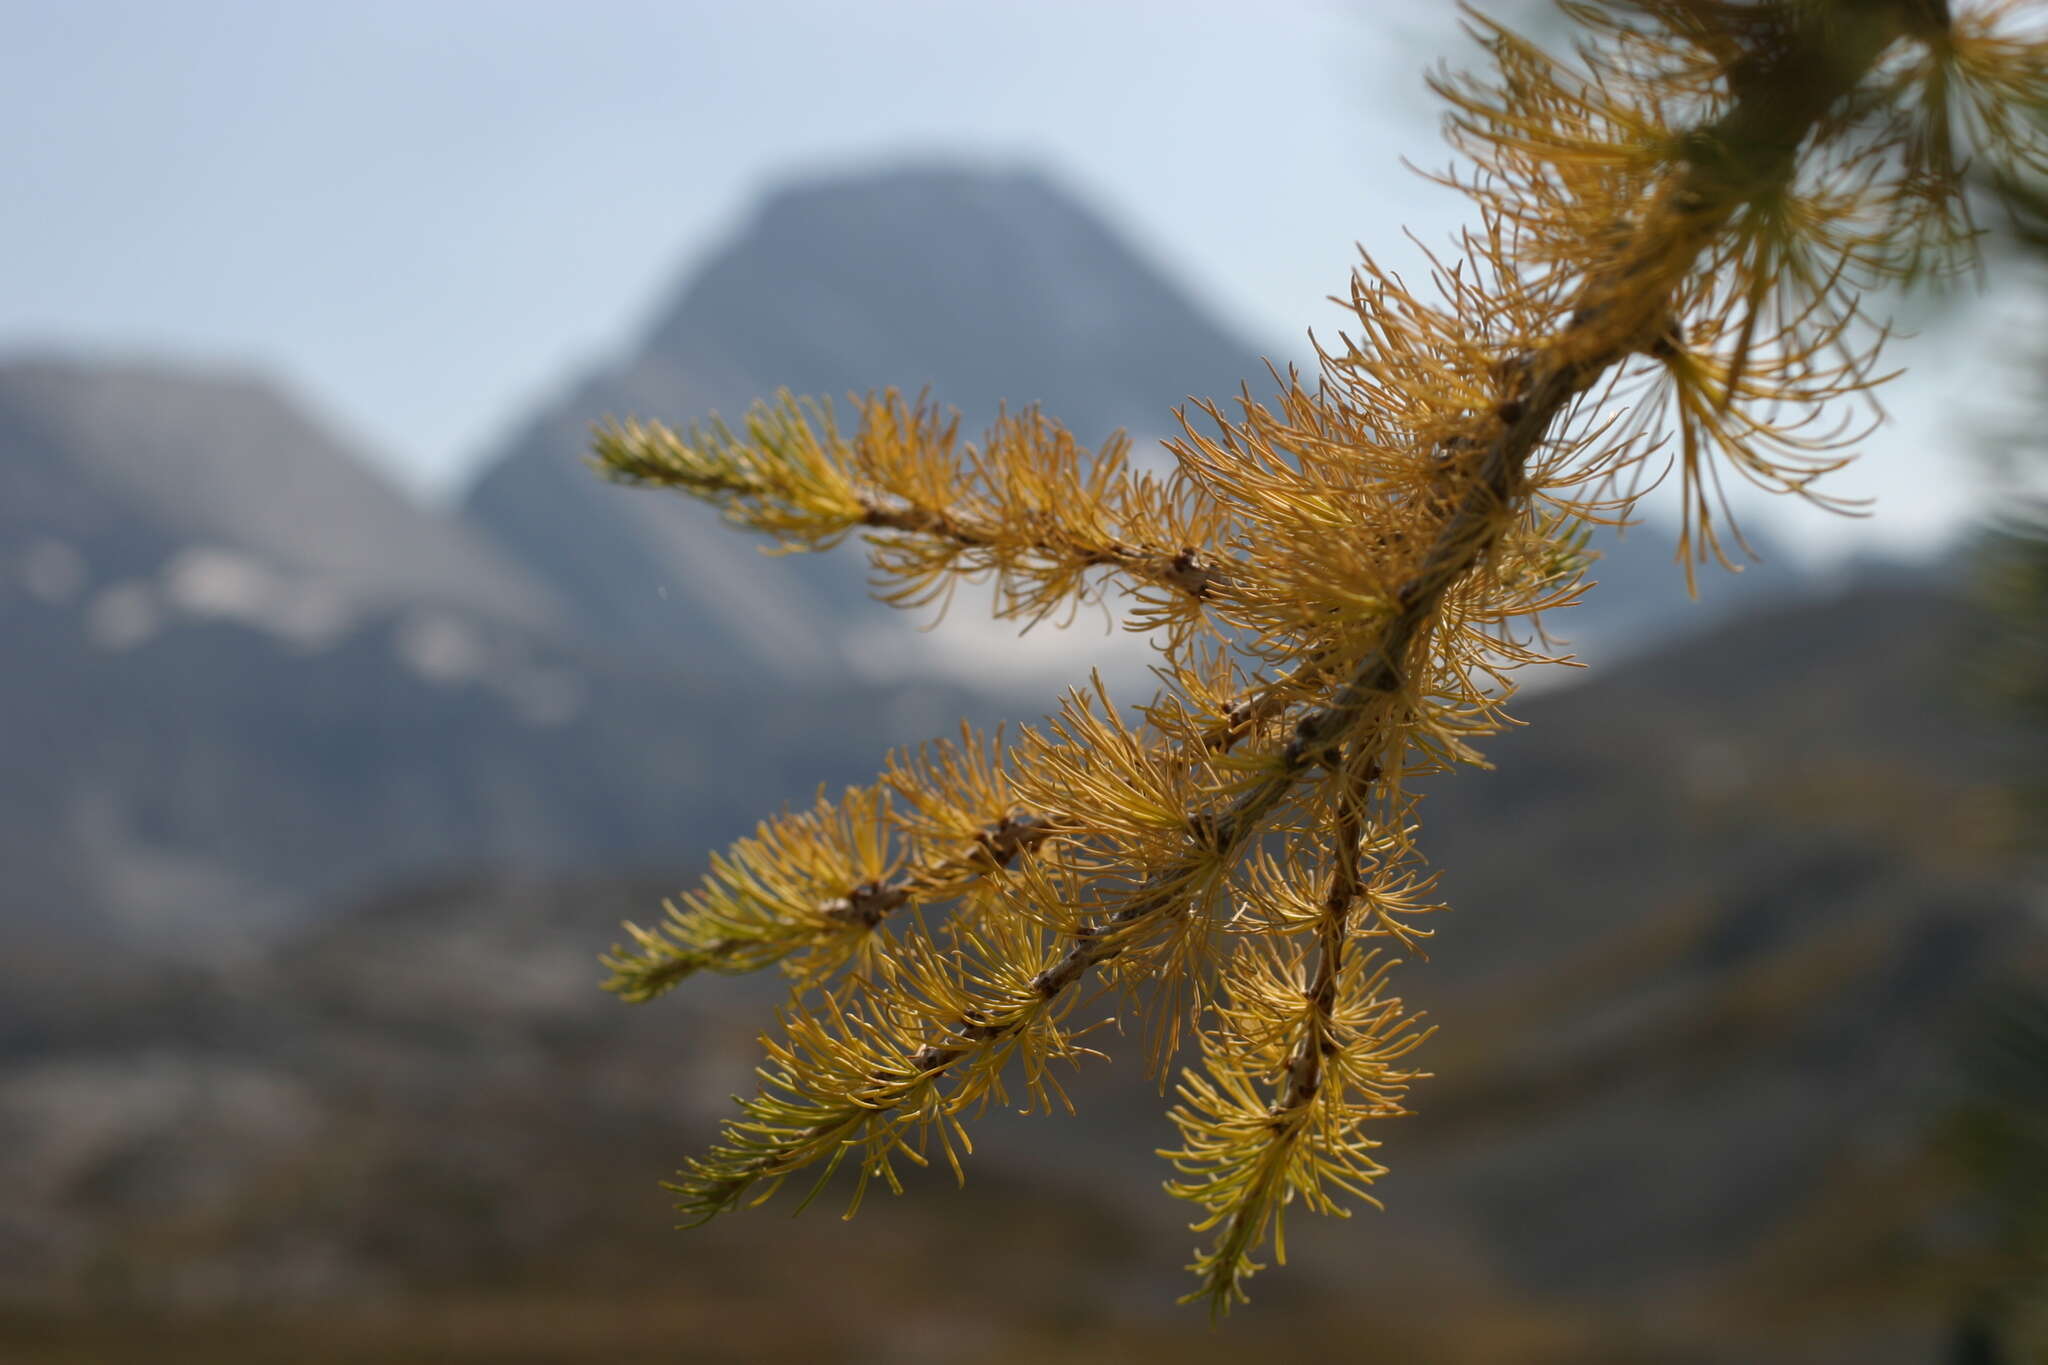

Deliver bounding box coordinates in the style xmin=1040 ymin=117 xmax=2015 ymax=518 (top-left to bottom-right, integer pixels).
xmin=0 ymin=0 xmax=2008 ymax=559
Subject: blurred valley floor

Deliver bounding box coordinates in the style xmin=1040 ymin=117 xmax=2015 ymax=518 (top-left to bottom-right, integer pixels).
xmin=3 ymin=583 xmax=2038 ymax=1363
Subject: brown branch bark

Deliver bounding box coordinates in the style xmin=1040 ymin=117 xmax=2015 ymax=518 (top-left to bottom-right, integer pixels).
xmin=857 ymin=491 xmax=1226 ymax=600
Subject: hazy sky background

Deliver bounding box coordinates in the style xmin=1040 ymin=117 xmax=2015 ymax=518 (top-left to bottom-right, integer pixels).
xmin=2 ymin=0 xmax=2019 ymax=561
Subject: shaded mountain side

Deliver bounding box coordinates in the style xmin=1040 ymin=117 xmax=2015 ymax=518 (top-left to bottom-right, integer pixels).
xmin=3 ymin=582 xmax=2036 ymax=1363
xmin=1549 ymin=513 xmax=1854 ymax=671
xmin=0 ymin=357 xmax=562 ymax=948
xmin=459 ymin=164 xmax=1274 ymax=680
xmin=1417 ymin=581 xmax=2020 ymax=979
xmin=0 ymin=578 xmax=981 ymax=955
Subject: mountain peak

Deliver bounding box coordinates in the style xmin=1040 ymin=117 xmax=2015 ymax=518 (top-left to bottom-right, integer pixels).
xmin=462 ymin=160 xmax=1268 ymax=679
xmin=638 ymin=159 xmax=1263 ymax=439
xmin=731 ymin=162 xmax=1112 ymax=270
xmin=747 ymin=161 xmax=1073 ymax=224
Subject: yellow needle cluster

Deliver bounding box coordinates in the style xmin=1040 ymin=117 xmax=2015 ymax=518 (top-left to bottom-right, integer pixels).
xmin=591 ymin=0 xmax=2048 ymax=1311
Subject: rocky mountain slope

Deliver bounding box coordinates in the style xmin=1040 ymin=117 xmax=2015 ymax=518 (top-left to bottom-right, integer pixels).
xmin=0 ymin=357 xmax=978 ymax=954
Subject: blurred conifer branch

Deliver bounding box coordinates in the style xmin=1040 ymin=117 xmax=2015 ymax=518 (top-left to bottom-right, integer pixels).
xmin=589 ymin=0 xmax=2048 ymax=1311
